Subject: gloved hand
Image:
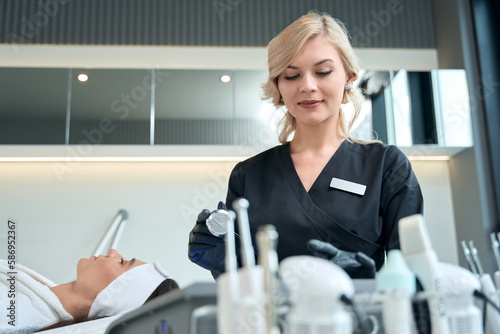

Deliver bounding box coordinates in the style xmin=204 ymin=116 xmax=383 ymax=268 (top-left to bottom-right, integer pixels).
xmin=307 ymin=239 xmax=376 ymax=279
xmin=188 ymin=201 xmax=227 ymax=277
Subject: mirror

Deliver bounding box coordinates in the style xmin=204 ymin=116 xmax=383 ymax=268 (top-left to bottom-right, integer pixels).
xmin=357 ymin=69 xmax=473 ymax=147
xmin=0 ymin=67 xmax=473 ymax=148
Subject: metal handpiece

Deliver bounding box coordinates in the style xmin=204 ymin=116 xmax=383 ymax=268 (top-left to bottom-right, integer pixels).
xmin=233 ymin=198 xmax=255 ymax=267
xmin=461 ymin=240 xmax=478 ymax=275
xmin=206 ymin=209 xmax=232 ymax=237
xmin=257 ymin=225 xmax=280 ymax=334
xmin=468 ymin=240 xmax=484 ymax=276
xmin=490 ymin=233 xmax=500 ymax=270
xmin=225 ymin=211 xmax=238 ymax=273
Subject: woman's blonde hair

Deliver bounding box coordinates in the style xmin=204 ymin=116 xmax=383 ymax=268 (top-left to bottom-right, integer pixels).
xmin=262 ymin=11 xmax=364 ymax=144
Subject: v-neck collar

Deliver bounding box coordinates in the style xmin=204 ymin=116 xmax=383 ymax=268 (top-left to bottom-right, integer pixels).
xmin=282 ymin=140 xmax=347 ymax=195
xmin=278 ymin=140 xmax=384 ymax=258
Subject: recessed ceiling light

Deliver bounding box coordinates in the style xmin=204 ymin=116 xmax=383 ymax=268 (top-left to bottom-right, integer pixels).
xmin=78 ymin=74 xmax=88 ymax=82
xmin=220 ymin=74 xmax=231 ymax=83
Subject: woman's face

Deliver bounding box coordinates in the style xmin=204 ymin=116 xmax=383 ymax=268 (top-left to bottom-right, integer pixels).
xmin=76 ymin=249 xmax=145 ymax=298
xmin=277 ymin=36 xmax=352 ymax=129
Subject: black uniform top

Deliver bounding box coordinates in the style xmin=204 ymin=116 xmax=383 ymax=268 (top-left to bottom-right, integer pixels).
xmin=225 ymin=140 xmax=423 ymax=269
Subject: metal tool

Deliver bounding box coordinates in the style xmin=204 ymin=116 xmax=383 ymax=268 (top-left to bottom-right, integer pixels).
xmin=461 ymin=239 xmax=500 ymax=334
xmin=461 ymin=240 xmax=478 ymax=275
xmin=225 ymin=211 xmax=238 ymax=273
xmin=232 ymin=198 xmax=255 ymax=267
xmin=217 ymin=211 xmax=239 ymax=334
xmin=257 ymin=225 xmax=280 ymax=334
xmin=468 ymin=240 xmax=484 ymax=276
xmin=206 ymin=209 xmax=232 ymax=237
xmin=490 ymin=233 xmax=500 ymax=291
xmin=232 ymin=198 xmax=266 ymax=333
xmin=490 ymin=232 xmax=500 ymax=270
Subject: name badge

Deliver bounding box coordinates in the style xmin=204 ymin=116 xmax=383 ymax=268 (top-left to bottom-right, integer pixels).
xmin=330 ymin=177 xmax=366 ymax=196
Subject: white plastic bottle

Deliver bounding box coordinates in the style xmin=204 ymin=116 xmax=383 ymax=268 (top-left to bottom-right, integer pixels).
xmin=439 ymin=262 xmax=483 ymax=334
xmin=280 ymin=256 xmax=355 ymax=334
xmin=376 ymin=249 xmax=416 ymax=334
xmin=399 ymin=214 xmax=451 ymax=334
xmin=217 ymin=214 xmax=239 ymax=334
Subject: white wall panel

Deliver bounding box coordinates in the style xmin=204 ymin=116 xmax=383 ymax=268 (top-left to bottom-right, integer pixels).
xmin=0 ymin=157 xmax=457 ymax=287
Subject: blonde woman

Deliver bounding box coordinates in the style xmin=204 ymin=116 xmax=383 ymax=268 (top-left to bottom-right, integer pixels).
xmin=188 ymin=12 xmax=423 ymax=278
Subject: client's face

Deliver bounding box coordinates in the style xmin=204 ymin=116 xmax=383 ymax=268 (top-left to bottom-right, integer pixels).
xmin=76 ymin=249 xmax=146 ymax=298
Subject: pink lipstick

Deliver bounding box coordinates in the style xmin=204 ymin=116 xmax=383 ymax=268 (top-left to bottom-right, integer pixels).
xmin=298 ymin=100 xmax=323 ymax=108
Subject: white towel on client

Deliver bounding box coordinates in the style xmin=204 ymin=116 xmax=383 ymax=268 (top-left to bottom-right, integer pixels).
xmin=0 ymin=259 xmax=73 ymax=334
xmin=88 ymin=261 xmax=169 ymax=318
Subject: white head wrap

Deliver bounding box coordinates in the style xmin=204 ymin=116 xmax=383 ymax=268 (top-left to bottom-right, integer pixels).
xmin=88 ymin=261 xmax=169 ymax=319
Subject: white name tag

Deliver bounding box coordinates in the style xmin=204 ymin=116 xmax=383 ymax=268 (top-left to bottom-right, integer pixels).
xmin=330 ymin=177 xmax=366 ymax=196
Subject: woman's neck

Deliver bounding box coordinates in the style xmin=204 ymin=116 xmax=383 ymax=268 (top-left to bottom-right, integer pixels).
xmin=50 ymin=282 xmax=92 ymax=321
xmin=290 ymin=121 xmax=345 ymax=155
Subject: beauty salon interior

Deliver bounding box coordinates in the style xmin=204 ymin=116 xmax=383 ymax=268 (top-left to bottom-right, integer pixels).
xmin=1 ymin=0 xmax=500 ymax=333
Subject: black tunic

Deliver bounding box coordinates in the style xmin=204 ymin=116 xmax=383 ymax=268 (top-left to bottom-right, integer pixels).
xmin=225 ymin=140 xmax=423 ymax=269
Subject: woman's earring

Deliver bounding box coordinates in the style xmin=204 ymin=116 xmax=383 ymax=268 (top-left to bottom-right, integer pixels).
xmin=345 ymin=83 xmax=353 ymax=92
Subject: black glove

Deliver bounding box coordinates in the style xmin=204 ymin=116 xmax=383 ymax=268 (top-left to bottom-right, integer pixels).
xmin=307 ymin=239 xmax=376 ymax=279
xmin=188 ymin=202 xmax=227 ymax=277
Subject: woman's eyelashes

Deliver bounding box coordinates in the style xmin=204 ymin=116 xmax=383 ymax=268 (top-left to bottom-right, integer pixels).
xmin=284 ymin=74 xmax=299 ymax=80
xmin=283 ymin=70 xmax=333 ymax=80
xmin=120 ymin=258 xmax=124 ymax=265
xmin=317 ymin=70 xmax=332 ymax=76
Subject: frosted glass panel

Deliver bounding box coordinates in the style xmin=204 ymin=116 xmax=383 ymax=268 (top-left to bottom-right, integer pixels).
xmin=434 ymin=70 xmax=473 ymax=146
xmin=391 ymin=70 xmax=413 ymax=146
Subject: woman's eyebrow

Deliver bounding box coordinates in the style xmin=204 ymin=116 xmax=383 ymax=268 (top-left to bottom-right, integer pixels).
xmin=128 ymin=258 xmax=136 ymax=267
xmin=287 ymin=58 xmax=335 ymax=69
xmin=313 ymin=59 xmax=335 ymax=66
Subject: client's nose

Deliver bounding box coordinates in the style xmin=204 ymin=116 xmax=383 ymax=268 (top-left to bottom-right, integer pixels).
xmin=107 ymin=249 xmax=121 ymax=258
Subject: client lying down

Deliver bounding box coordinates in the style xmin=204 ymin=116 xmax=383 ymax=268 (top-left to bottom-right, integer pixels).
xmin=0 ymin=249 xmax=179 ymax=333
